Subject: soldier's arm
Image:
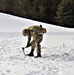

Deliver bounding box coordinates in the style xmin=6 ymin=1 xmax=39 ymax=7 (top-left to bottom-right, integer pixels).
xmin=26 ymin=35 xmax=31 ymax=47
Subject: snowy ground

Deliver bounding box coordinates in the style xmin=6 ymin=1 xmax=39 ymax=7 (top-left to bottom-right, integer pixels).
xmin=0 ymin=13 xmax=74 ymax=75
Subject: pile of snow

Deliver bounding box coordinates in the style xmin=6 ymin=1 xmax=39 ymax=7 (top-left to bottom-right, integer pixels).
xmin=0 ymin=12 xmax=74 ymax=75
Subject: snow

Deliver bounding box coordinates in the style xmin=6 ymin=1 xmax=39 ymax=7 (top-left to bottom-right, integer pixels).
xmin=0 ymin=12 xmax=74 ymax=75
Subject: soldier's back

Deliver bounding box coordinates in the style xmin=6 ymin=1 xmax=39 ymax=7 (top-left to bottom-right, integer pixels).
xmin=28 ymin=25 xmax=43 ymax=33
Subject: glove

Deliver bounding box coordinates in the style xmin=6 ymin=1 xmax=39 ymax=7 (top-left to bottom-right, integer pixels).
xmin=26 ymin=43 xmax=31 ymax=48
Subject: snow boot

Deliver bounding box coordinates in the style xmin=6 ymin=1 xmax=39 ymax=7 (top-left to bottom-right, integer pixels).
xmin=34 ymin=53 xmax=42 ymax=58
xmin=26 ymin=48 xmax=34 ymax=57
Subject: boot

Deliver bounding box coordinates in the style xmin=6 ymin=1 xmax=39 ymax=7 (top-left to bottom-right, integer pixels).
xmin=26 ymin=48 xmax=34 ymax=57
xmin=34 ymin=53 xmax=42 ymax=58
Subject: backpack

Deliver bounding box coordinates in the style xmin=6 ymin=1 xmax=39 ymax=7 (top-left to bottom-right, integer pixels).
xmin=28 ymin=25 xmax=46 ymax=34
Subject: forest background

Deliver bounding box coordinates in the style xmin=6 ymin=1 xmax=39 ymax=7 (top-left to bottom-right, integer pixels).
xmin=0 ymin=0 xmax=74 ymax=28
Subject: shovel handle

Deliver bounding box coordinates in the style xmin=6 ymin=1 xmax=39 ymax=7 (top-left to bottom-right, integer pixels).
xmin=22 ymin=47 xmax=26 ymax=56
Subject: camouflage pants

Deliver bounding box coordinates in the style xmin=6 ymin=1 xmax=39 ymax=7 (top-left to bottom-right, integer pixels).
xmin=31 ymin=34 xmax=43 ymax=55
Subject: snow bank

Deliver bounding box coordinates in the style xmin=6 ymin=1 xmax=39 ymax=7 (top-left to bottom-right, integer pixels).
xmin=0 ymin=12 xmax=74 ymax=32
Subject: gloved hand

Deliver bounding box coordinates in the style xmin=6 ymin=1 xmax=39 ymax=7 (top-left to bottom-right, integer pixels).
xmin=26 ymin=43 xmax=31 ymax=48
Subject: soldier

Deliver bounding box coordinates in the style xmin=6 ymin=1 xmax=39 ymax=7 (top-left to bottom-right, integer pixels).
xmin=22 ymin=25 xmax=46 ymax=58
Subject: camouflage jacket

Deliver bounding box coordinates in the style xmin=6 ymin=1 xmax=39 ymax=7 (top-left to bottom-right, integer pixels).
xmin=28 ymin=25 xmax=44 ymax=36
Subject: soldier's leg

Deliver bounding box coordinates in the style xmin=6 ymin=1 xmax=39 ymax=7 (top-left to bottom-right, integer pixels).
xmin=35 ymin=34 xmax=43 ymax=58
xmin=36 ymin=43 xmax=41 ymax=57
xmin=26 ymin=40 xmax=35 ymax=56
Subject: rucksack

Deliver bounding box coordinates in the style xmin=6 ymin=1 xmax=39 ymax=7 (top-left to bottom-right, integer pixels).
xmin=28 ymin=25 xmax=46 ymax=34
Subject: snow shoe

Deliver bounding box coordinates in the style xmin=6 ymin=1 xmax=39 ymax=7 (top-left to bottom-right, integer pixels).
xmin=26 ymin=53 xmax=34 ymax=57
xmin=26 ymin=49 xmax=34 ymax=57
xmin=34 ymin=54 xmax=42 ymax=58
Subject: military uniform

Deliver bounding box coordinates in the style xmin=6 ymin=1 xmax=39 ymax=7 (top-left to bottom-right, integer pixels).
xmin=22 ymin=25 xmax=46 ymax=57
